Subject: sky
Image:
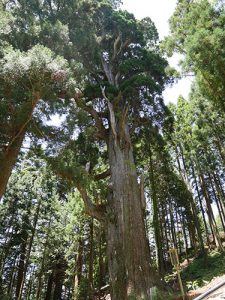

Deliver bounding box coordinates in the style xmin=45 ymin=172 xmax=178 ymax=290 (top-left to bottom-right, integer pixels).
xmin=121 ymin=0 xmax=193 ymax=104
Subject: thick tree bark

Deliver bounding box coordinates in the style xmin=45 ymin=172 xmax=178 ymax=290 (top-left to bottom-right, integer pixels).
xmin=0 ymin=96 xmax=39 ymax=200
xmin=0 ymin=131 xmax=26 ymax=200
xmin=106 ymin=128 xmax=159 ymax=300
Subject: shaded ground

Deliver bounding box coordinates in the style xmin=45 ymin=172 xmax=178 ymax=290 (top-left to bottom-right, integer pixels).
xmin=181 ymin=251 xmax=225 ymax=288
xmin=166 ymin=250 xmax=225 ymax=299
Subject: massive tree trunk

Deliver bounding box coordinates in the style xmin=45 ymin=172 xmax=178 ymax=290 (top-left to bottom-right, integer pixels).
xmin=73 ymin=90 xmax=162 ymax=298
xmin=106 ymin=127 xmax=159 ymax=300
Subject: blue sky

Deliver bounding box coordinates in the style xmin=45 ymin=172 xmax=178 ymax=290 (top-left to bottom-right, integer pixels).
xmin=121 ymin=0 xmax=193 ymax=104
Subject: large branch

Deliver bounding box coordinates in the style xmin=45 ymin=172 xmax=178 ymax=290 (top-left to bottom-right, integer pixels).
xmin=77 ymin=185 xmax=107 ymax=222
xmin=101 ymin=57 xmax=114 ymax=85
xmin=112 ymin=33 xmax=122 ymax=61
xmin=74 ymin=92 xmax=107 ymax=140
xmin=112 ymin=33 xmax=131 ymax=62
xmin=94 ymin=169 xmax=111 ymax=181
xmin=55 ymin=169 xmax=107 ymax=222
xmin=101 ymin=86 xmax=117 ymax=142
xmin=6 ymin=92 xmax=40 ymax=152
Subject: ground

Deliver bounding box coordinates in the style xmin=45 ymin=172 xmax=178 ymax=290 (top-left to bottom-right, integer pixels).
xmin=166 ymin=250 xmax=225 ymax=299
xmin=187 ymin=274 xmax=225 ymax=299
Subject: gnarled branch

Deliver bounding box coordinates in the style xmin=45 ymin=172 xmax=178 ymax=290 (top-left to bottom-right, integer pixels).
xmin=77 ymin=185 xmax=107 ymax=222
xmin=94 ymin=169 xmax=111 ymax=181
xmin=101 ymin=86 xmax=117 ymax=142
xmin=74 ymin=91 xmax=107 ymax=140
xmin=55 ymin=169 xmax=107 ymax=222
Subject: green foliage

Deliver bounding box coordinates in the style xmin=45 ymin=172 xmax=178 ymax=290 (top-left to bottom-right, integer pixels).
xmin=163 ymin=0 xmax=225 ymax=109
xmin=181 ymin=251 xmax=225 ymax=290
xmin=2 ymin=0 xmax=224 ymax=299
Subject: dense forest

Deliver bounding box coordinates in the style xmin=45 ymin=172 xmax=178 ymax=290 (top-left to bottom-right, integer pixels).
xmin=0 ymin=0 xmax=224 ymax=299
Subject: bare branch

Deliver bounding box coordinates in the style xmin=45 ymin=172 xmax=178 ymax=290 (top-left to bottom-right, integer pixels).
xmin=140 ymin=174 xmax=146 ymax=211
xmin=77 ymin=185 xmax=106 ymax=221
xmin=115 ymin=71 xmax=120 ymax=88
xmin=101 ymin=57 xmax=114 ymax=85
xmin=55 ymin=169 xmax=107 ymax=222
xmin=101 ymin=86 xmax=117 ymax=142
xmin=112 ymin=33 xmax=122 ymax=61
xmin=116 ymin=38 xmax=131 ymax=59
xmin=74 ymin=91 xmax=107 ymax=140
xmin=118 ymin=105 xmax=129 ymax=135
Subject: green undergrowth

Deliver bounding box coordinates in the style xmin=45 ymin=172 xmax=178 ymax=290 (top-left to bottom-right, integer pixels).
xmin=181 ymin=250 xmax=225 ymax=290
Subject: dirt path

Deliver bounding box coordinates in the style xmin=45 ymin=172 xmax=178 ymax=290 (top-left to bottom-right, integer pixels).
xmin=187 ymin=275 xmax=225 ymax=299
xmin=204 ymin=285 xmax=225 ymax=299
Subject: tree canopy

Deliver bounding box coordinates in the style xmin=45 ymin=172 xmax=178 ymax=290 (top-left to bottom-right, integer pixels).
xmin=0 ymin=0 xmax=224 ymax=299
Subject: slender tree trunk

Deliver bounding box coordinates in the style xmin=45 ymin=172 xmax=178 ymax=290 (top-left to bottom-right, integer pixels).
xmin=215 ymin=173 xmax=225 ymax=199
xmin=7 ymin=254 xmax=18 ymax=298
xmin=199 ymin=173 xmax=224 ymax=251
xmin=18 ymin=200 xmax=41 ymax=300
xmin=208 ymin=173 xmax=225 ymax=232
xmin=176 ymin=209 xmax=182 ymax=255
xmin=149 ymin=149 xmax=165 ymax=277
xmin=214 ymin=137 xmax=225 ymax=166
xmin=106 ymin=128 xmax=159 ymax=300
xmin=36 ymin=220 xmax=51 ymax=300
xmin=0 ymin=200 xmax=17 ymax=272
xmin=191 ymin=164 xmax=210 ymax=247
xmin=25 ymin=265 xmax=35 ymax=300
xmin=168 ymin=202 xmax=177 ymax=249
xmin=98 ymin=230 xmax=105 ymax=291
xmin=73 ymin=237 xmax=84 ymax=300
xmin=45 ymin=272 xmax=54 ymax=300
xmin=160 ymin=203 xmax=170 ymax=271
xmin=8 ymin=255 xmax=18 ymax=299
xmin=52 ymin=259 xmax=65 ymax=300
xmin=16 ymin=236 xmax=28 ymax=299
xmin=213 ymin=173 xmax=225 ymax=221
xmin=88 ymin=218 xmax=94 ymax=299
xmin=177 ymin=147 xmax=205 ymax=255
xmin=179 ymin=209 xmax=189 ymax=260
